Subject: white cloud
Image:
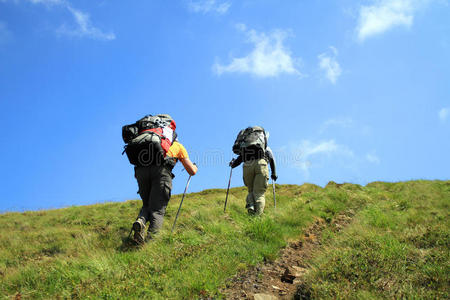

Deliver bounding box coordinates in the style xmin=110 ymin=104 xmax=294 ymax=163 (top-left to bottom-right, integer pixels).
xmin=292 ymin=139 xmax=354 ymax=176
xmin=4 ymin=0 xmax=115 ymax=41
xmin=288 ymin=139 xmax=382 ymax=179
xmin=299 ymin=140 xmax=354 ymax=159
xmin=188 ymin=0 xmax=231 ymax=14
xmin=439 ymin=107 xmax=449 ymax=122
xmin=213 ymin=26 xmax=301 ymax=78
xmin=318 ymin=46 xmax=342 ymax=84
xmin=57 ymin=6 xmax=115 ymax=41
xmin=357 ymin=0 xmax=419 ymax=41
xmin=366 ymin=152 xmax=381 ymax=164
xmin=319 ymin=117 xmax=353 ymax=133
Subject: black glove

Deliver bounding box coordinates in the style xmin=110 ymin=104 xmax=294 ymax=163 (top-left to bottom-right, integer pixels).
xmin=271 ymin=174 xmax=278 ymax=181
xmin=229 ymin=158 xmax=235 ymax=167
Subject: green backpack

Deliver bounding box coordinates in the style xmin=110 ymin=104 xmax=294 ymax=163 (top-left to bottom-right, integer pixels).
xmin=232 ymin=126 xmax=267 ymax=155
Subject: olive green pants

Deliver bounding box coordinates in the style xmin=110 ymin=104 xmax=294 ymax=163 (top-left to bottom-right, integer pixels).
xmin=134 ymin=165 xmax=173 ymax=234
xmin=243 ymin=158 xmax=269 ymax=215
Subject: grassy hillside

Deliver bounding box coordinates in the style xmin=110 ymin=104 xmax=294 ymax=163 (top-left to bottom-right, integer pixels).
xmin=0 ymin=180 xmax=448 ymax=299
xmin=299 ymin=180 xmax=449 ymax=299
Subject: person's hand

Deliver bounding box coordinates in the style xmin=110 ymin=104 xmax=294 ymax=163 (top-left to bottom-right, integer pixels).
xmin=180 ymin=158 xmax=197 ymax=176
xmin=229 ymin=158 xmax=235 ymax=167
xmin=271 ymin=174 xmax=278 ymax=181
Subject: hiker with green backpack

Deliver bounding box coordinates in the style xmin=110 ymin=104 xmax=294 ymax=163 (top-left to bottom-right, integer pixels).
xmin=122 ymin=114 xmax=198 ymax=244
xmin=229 ymin=126 xmax=277 ymax=215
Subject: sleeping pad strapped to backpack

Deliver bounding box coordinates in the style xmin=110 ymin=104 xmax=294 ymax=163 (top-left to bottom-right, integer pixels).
xmin=122 ymin=114 xmax=177 ymax=166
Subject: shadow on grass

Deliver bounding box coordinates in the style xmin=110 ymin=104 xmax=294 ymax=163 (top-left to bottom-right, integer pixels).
xmin=117 ymin=232 xmax=142 ymax=252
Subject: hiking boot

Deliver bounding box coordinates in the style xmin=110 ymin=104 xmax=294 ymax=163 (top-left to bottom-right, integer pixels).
xmin=132 ymin=218 xmax=146 ymax=245
xmin=247 ymin=206 xmax=255 ymax=215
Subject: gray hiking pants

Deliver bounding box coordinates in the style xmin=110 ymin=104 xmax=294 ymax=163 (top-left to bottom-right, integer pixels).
xmin=134 ymin=165 xmax=173 ymax=234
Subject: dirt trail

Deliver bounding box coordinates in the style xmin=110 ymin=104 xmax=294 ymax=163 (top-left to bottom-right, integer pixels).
xmin=220 ymin=211 xmax=355 ymax=300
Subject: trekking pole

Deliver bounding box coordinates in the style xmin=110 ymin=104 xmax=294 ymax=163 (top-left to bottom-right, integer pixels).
xmin=224 ymin=167 xmax=233 ymax=213
xmin=171 ymin=175 xmax=192 ymax=234
xmin=272 ymin=179 xmax=276 ymax=209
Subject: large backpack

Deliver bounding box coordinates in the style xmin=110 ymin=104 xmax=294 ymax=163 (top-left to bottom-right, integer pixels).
xmin=232 ymin=126 xmax=267 ymax=155
xmin=122 ymin=114 xmax=177 ymax=166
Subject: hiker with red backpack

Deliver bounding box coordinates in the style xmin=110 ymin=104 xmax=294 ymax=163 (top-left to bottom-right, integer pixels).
xmin=229 ymin=126 xmax=277 ymax=215
xmin=122 ymin=114 xmax=197 ymax=244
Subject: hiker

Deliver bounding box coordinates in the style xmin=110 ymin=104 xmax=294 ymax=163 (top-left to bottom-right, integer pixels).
xmin=229 ymin=126 xmax=277 ymax=215
xmin=122 ymin=114 xmax=197 ymax=243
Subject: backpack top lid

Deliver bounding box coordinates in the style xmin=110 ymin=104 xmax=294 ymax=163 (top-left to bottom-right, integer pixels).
xmin=157 ymin=114 xmax=176 ymax=130
xmin=232 ymin=126 xmax=267 ymax=155
xmin=138 ymin=114 xmax=176 ymax=132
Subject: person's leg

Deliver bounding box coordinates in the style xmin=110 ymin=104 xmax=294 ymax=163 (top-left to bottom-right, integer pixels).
xmin=253 ymin=159 xmax=269 ymax=215
xmin=134 ymin=167 xmax=153 ymax=221
xmin=243 ymin=160 xmax=256 ymax=214
xmin=147 ymin=165 xmax=173 ymax=235
xmin=133 ymin=166 xmax=152 ymax=242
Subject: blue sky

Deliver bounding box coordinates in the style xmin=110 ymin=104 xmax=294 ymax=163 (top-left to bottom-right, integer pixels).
xmin=0 ymin=0 xmax=449 ymax=212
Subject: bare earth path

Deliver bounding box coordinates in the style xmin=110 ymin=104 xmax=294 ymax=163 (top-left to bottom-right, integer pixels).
xmin=220 ymin=211 xmax=355 ymax=300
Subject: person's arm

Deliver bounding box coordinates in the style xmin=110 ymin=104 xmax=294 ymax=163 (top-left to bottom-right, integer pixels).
xmin=174 ymin=142 xmax=198 ymax=176
xmin=230 ymin=155 xmax=243 ymax=168
xmin=266 ymin=147 xmax=277 ymax=180
xmin=180 ymin=157 xmax=197 ymax=176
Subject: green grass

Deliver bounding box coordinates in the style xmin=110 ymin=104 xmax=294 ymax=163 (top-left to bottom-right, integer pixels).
xmin=301 ymin=180 xmax=450 ymax=299
xmin=0 ymin=181 xmax=448 ymax=299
